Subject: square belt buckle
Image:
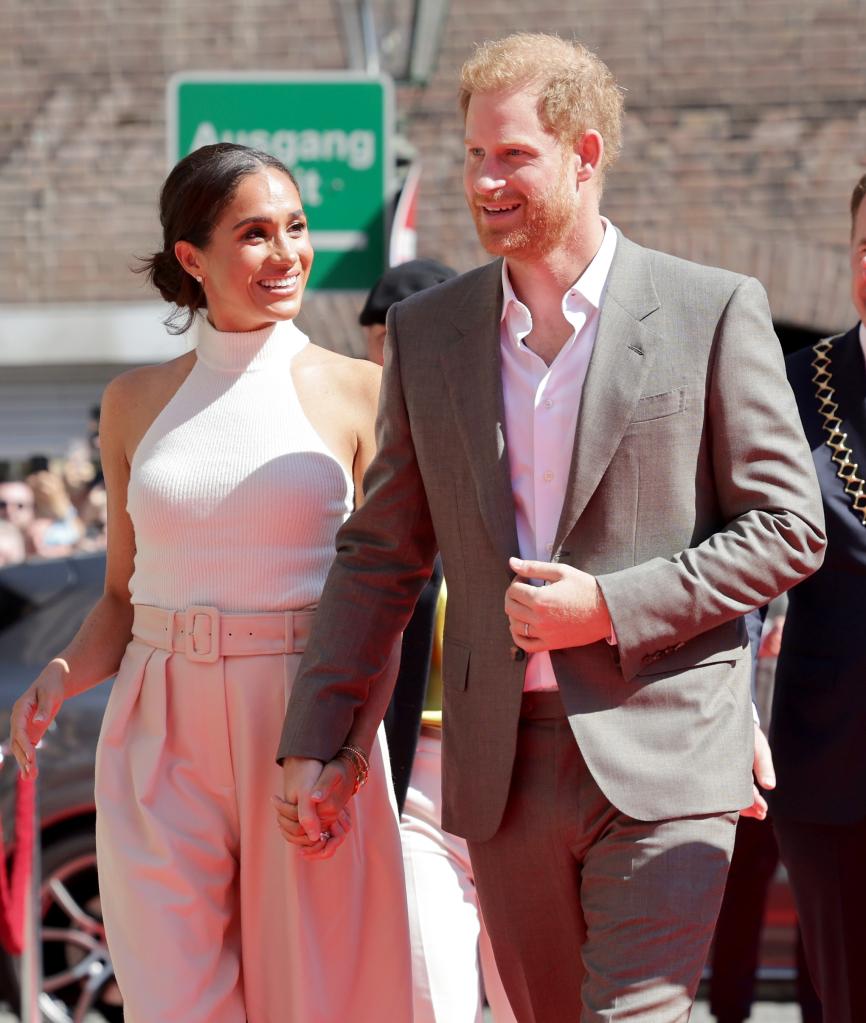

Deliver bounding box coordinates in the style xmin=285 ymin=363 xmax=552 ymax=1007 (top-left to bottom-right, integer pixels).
xmin=184 ymin=605 xmax=220 ymax=663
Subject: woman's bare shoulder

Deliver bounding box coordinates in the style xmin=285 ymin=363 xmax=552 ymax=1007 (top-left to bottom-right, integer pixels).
xmin=102 ymin=352 xmax=196 ymax=412
xmin=295 ymin=344 xmax=381 ymax=402
xmin=100 ymin=352 xmax=197 ymax=455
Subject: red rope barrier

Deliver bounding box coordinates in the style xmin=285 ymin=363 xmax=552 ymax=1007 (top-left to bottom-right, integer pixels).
xmin=0 ymin=773 xmax=35 ymax=955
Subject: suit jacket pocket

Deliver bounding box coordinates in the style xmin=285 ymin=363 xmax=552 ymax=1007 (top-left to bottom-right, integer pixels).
xmin=442 ymin=638 xmax=471 ymax=691
xmin=630 ymin=386 xmax=687 ymax=423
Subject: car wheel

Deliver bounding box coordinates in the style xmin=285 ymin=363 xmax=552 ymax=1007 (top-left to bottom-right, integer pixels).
xmin=25 ymin=828 xmax=123 ymax=1023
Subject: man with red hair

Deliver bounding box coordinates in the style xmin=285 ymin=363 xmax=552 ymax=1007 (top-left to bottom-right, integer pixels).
xmin=279 ymin=33 xmax=825 ymax=1020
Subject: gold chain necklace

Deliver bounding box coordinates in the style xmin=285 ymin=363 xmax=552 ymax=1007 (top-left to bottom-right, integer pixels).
xmin=811 ymin=336 xmax=866 ymax=526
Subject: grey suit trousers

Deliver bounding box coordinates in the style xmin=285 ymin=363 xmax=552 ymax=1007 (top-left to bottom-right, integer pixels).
xmin=468 ymin=695 xmax=737 ymax=1023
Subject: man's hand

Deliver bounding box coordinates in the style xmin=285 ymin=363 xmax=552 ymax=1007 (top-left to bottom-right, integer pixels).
xmin=505 ymin=557 xmax=611 ymax=651
xmin=740 ymin=723 xmax=776 ymax=820
xmin=280 ymin=756 xmax=326 ymax=843
xmin=758 ymin=615 xmax=785 ymax=659
xmin=276 ymin=756 xmax=358 ymax=859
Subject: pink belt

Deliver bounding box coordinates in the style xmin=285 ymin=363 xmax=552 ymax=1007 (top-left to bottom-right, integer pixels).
xmin=131 ymin=603 xmax=316 ymax=663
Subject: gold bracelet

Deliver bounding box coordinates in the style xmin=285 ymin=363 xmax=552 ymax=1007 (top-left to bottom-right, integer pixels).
xmin=337 ymin=744 xmax=369 ymax=794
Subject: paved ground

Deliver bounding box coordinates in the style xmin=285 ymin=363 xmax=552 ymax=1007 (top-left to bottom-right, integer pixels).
xmin=477 ymin=1003 xmax=803 ymax=1022
xmin=0 ymin=998 xmax=802 ymax=1021
xmin=691 ymin=1001 xmax=801 ymax=1021
xmin=0 ymin=1013 xmax=106 ymax=1022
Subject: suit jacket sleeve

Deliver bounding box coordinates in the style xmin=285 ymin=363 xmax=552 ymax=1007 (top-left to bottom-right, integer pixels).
xmin=597 ymin=276 xmax=826 ymax=682
xmin=277 ymin=300 xmax=438 ymax=763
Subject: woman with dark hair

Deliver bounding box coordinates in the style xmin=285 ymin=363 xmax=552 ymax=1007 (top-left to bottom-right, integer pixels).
xmin=9 ymin=142 xmax=412 ymax=1023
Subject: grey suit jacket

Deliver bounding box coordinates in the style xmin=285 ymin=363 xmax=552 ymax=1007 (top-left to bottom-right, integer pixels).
xmin=278 ymin=231 xmax=826 ymax=842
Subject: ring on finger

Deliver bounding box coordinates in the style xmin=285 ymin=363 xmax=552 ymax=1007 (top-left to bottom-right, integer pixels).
xmin=319 ymin=830 xmax=332 ymax=842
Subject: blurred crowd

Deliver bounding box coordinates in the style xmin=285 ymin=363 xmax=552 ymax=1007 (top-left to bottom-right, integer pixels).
xmin=0 ymin=405 xmax=106 ymax=568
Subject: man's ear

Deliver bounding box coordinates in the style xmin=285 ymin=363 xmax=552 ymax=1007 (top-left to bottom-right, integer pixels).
xmin=575 ymin=130 xmax=604 ymax=183
xmin=174 ymin=240 xmax=205 ymax=281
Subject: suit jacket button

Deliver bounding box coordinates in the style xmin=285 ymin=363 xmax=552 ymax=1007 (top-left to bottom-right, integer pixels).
xmin=510 ymin=646 xmax=526 ymax=662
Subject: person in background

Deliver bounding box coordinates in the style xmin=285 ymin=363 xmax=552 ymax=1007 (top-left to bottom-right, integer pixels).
xmin=0 ymin=521 xmax=26 ymax=568
xmin=87 ymin=403 xmax=104 ymax=485
xmin=768 ymin=171 xmax=866 ymax=1023
xmin=26 ymin=466 xmax=83 ymax=556
xmin=359 ymin=259 xmax=453 ymax=810
xmin=0 ymin=480 xmax=35 ymax=555
xmin=62 ymin=438 xmax=99 ymax=510
xmin=77 ymin=482 xmax=108 ymax=551
xmin=360 ymin=258 xmax=516 ymax=1023
xmin=709 ymin=598 xmax=821 ymax=1023
xmin=10 ymin=142 xmax=412 ymax=1023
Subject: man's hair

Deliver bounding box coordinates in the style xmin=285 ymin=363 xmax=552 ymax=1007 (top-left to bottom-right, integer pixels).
xmin=459 ymin=33 xmax=625 ymax=173
xmin=851 ymin=173 xmax=866 ymax=233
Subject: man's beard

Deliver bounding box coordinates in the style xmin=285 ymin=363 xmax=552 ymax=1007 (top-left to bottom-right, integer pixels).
xmin=470 ymin=165 xmax=575 ymax=260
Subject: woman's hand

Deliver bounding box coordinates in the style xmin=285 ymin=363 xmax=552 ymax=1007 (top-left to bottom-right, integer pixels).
xmin=273 ymin=798 xmax=353 ymax=861
xmin=10 ymin=660 xmax=68 ymax=778
xmin=275 ymin=755 xmax=359 ymax=859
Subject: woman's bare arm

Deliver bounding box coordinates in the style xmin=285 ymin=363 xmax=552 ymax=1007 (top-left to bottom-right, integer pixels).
xmin=9 ymin=355 xmax=194 ymax=775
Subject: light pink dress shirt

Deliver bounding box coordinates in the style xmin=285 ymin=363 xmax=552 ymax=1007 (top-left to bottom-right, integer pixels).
xmin=500 ymin=219 xmax=618 ymax=692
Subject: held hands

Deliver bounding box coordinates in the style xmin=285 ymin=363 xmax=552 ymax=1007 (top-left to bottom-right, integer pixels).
xmin=505 ymin=557 xmax=611 ymax=652
xmin=740 ymin=722 xmax=776 ymax=820
xmin=275 ymin=756 xmax=357 ymax=860
xmin=9 ymin=660 xmax=68 ymax=779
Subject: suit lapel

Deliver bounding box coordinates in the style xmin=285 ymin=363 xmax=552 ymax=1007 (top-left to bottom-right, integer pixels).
xmin=554 ymin=234 xmax=661 ymax=551
xmin=440 ymin=260 xmax=521 ymax=563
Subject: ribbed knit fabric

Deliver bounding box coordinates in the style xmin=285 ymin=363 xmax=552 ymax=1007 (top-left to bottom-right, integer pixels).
xmin=127 ymin=316 xmax=354 ymax=613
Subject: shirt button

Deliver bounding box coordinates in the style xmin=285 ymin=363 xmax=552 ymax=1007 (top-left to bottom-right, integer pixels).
xmin=543 ymin=399 xmax=553 ymax=409
xmin=543 ymin=471 xmax=554 ymax=482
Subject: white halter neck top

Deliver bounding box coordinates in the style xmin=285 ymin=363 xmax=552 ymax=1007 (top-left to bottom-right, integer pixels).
xmin=127 ymin=316 xmax=354 ymax=613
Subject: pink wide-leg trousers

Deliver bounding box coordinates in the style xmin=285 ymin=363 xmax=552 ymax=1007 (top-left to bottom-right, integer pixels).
xmin=95 ymin=604 xmax=413 ymax=1023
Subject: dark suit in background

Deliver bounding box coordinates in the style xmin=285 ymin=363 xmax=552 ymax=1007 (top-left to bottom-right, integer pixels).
xmin=710 ymin=605 xmax=821 ymax=1023
xmin=770 ymin=325 xmax=866 ymax=1023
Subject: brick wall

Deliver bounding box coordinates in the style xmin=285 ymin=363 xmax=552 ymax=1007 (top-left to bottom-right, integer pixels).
xmin=2 ymin=0 xmax=865 ymax=342
xmin=405 ymin=0 xmax=866 ymax=334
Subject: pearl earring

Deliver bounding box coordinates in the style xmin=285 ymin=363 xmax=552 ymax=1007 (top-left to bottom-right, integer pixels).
xmin=194 ymin=275 xmax=203 ymax=283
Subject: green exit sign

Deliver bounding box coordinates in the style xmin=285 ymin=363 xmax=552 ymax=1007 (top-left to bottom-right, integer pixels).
xmin=167 ymin=73 xmax=393 ymax=291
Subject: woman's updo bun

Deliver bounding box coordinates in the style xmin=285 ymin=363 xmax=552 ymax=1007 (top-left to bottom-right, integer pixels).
xmin=136 ymin=143 xmax=298 ymax=335
xmin=145 ymin=248 xmax=196 ymax=305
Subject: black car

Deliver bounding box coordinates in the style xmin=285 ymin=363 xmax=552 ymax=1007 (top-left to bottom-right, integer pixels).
xmin=0 ymin=551 xmax=121 ymax=1021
